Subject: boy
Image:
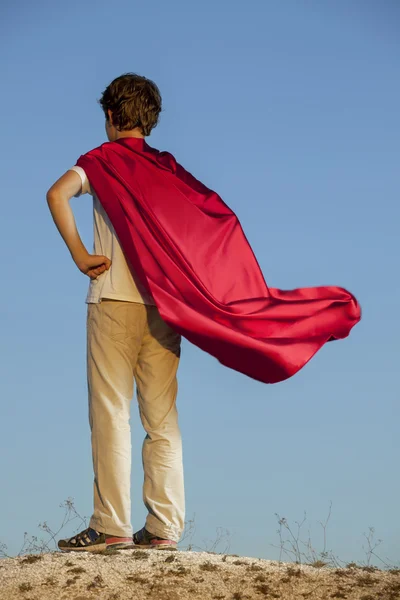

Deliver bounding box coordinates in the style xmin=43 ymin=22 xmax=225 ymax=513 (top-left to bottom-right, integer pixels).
xmin=47 ymin=71 xmax=360 ymax=551
xmin=47 ymin=73 xmax=184 ymax=552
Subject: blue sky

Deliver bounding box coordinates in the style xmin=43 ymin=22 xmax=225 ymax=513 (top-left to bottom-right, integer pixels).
xmin=1 ymin=0 xmax=399 ymax=564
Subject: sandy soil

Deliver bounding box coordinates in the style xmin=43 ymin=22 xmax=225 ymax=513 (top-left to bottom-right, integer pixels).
xmin=0 ymin=548 xmax=399 ymax=600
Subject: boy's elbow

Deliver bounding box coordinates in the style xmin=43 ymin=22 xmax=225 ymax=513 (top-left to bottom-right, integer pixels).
xmin=46 ymin=186 xmax=56 ymax=202
xmin=46 ymin=188 xmax=64 ymax=204
xmin=46 ymin=171 xmax=81 ymax=202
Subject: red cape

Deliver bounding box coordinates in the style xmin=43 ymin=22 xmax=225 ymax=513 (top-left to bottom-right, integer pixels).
xmin=76 ymin=137 xmax=361 ymax=384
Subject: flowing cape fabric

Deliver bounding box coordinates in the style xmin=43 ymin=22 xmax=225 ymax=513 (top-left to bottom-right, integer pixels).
xmin=76 ymin=137 xmax=361 ymax=384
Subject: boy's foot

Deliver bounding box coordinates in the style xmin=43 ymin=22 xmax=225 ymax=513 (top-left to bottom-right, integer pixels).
xmin=133 ymin=526 xmax=177 ymax=550
xmin=58 ymin=526 xmax=134 ymax=553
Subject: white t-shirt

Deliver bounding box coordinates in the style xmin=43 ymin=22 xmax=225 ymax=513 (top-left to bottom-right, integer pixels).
xmin=70 ymin=165 xmax=155 ymax=306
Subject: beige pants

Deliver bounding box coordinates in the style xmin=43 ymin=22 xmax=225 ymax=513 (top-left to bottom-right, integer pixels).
xmin=86 ymin=299 xmax=185 ymax=541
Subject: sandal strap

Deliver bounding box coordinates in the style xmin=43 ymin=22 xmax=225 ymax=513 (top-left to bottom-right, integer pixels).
xmin=133 ymin=526 xmax=148 ymax=544
xmin=69 ymin=527 xmax=100 ymax=547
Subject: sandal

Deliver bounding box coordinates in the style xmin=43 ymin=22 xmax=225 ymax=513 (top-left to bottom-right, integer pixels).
xmin=132 ymin=526 xmax=177 ymax=550
xmin=58 ymin=526 xmax=134 ymax=553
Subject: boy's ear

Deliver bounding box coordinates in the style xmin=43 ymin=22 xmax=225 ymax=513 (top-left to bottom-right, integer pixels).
xmin=107 ymin=109 xmax=113 ymax=125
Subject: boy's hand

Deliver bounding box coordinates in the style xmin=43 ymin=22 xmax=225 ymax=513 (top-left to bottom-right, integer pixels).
xmin=76 ymin=254 xmax=112 ymax=280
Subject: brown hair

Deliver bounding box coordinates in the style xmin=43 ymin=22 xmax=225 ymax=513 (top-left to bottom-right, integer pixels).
xmin=99 ymin=73 xmax=162 ymax=136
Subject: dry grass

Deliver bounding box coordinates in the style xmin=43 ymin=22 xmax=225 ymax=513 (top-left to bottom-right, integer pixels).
xmin=200 ymin=561 xmax=220 ymax=572
xmin=67 ymin=565 xmax=86 ymax=574
xmin=1 ymin=499 xmax=399 ymax=599
xmin=20 ymin=555 xmax=43 ymax=565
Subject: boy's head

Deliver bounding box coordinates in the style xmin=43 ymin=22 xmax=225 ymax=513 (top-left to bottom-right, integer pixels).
xmin=99 ymin=73 xmax=162 ymax=141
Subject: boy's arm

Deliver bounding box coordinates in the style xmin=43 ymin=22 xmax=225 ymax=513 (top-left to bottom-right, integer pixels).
xmin=46 ymin=170 xmax=111 ymax=279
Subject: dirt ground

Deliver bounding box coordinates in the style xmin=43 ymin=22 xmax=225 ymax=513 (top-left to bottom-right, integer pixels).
xmin=0 ymin=548 xmax=399 ymax=600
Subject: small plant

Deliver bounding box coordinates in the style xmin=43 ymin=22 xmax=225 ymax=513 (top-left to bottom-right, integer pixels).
xmin=272 ymin=503 xmax=398 ymax=571
xmin=19 ymin=582 xmax=33 ymax=592
xmin=180 ymin=513 xmax=232 ymax=554
xmin=255 ymin=583 xmax=271 ymax=594
xmin=42 ymin=575 xmax=57 ymax=587
xmin=0 ymin=497 xmax=90 ymax=558
xmin=168 ymin=565 xmax=190 ymax=576
xmin=21 ymin=554 xmax=44 ymax=564
xmin=100 ymin=546 xmax=122 ymax=555
xmin=126 ymin=575 xmax=148 ymax=584
xmin=383 ymin=580 xmax=400 ymax=595
xmin=200 ymin=561 xmax=219 ymax=571
xmin=64 ymin=559 xmax=74 ymax=567
xmin=247 ymin=563 xmax=262 ymax=572
xmin=309 ymin=559 xmax=328 ymax=568
xmin=362 ymin=527 xmax=383 ymax=567
xmin=131 ymin=550 xmax=148 ymax=560
xmin=165 ymin=554 xmax=176 ymax=563
xmin=334 ymin=569 xmax=350 ymax=578
xmin=67 ymin=566 xmax=86 ymax=574
xmin=356 ymin=573 xmax=375 ymax=587
xmin=273 ymin=503 xmax=337 ymax=567
xmin=286 ymin=565 xmax=303 ymax=578
xmin=87 ymin=574 xmax=105 ymax=590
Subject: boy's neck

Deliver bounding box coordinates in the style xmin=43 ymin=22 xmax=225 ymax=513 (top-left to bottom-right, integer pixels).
xmin=115 ymin=129 xmax=145 ymax=140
